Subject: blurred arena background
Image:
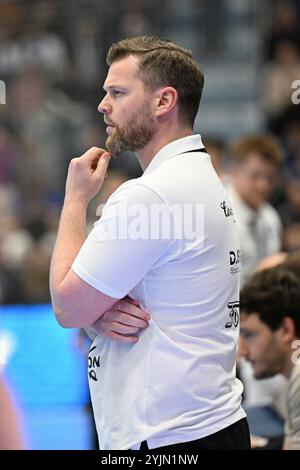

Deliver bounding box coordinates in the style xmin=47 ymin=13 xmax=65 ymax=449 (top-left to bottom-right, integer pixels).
xmin=1 ymin=0 xmax=300 ymax=449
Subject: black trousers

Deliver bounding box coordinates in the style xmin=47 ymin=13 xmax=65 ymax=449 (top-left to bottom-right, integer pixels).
xmin=140 ymin=418 xmax=251 ymax=451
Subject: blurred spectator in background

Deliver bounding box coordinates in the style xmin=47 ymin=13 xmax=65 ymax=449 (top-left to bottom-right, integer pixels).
xmin=0 ymin=2 xmax=25 ymax=78
xmin=203 ymin=136 xmax=228 ymax=180
xmin=0 ymin=0 xmax=70 ymax=83
xmin=0 ymin=377 xmax=24 ymax=449
xmin=8 ymin=67 xmax=92 ymax=201
xmin=277 ymin=175 xmax=300 ymax=227
xmin=19 ymin=242 xmax=52 ymax=304
xmin=255 ymin=251 xmax=288 ymax=272
xmin=0 ymin=124 xmax=22 ymax=187
xmin=0 ymin=184 xmax=32 ymax=304
xmin=240 ymin=267 xmax=300 ymax=450
xmin=265 ymin=0 xmax=300 ymax=61
xmin=283 ymin=223 xmax=300 ymax=252
xmin=0 ymin=251 xmax=22 ymax=304
xmin=0 ymin=264 xmax=24 ymax=450
xmin=227 ymin=134 xmax=283 ymax=286
xmin=0 ymin=214 xmax=34 ymax=275
xmin=93 ymin=169 xmax=129 ymax=219
xmin=279 ymin=108 xmax=300 ymax=171
xmin=264 ymin=40 xmax=300 ymax=130
xmin=73 ymin=15 xmax=102 ymax=85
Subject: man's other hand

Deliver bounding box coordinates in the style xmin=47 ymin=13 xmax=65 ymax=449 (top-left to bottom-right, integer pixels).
xmin=91 ymin=297 xmax=150 ymax=343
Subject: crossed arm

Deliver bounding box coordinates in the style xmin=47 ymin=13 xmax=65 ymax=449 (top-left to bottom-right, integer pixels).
xmin=92 ymin=296 xmax=149 ymax=343
xmin=50 ymin=147 xmax=149 ymax=341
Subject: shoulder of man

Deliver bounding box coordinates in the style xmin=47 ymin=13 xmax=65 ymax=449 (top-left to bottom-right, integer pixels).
xmin=104 ymin=177 xmax=169 ymax=208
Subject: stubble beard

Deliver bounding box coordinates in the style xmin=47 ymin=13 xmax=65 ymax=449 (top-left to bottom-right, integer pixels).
xmin=106 ymin=101 xmax=156 ymax=157
xmin=253 ymin=341 xmax=287 ymax=379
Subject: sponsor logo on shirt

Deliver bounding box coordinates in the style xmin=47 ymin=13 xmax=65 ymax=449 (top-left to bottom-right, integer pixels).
xmin=225 ymin=301 xmax=240 ymax=328
xmin=220 ymin=201 xmax=235 ymax=221
xmin=88 ymin=345 xmax=100 ymax=381
xmin=229 ymin=249 xmax=241 ymax=274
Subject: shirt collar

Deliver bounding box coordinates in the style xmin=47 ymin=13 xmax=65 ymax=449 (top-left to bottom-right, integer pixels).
xmin=143 ymin=134 xmax=205 ymax=175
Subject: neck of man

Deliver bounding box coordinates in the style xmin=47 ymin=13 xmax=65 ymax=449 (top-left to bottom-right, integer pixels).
xmin=136 ymin=123 xmax=193 ymax=171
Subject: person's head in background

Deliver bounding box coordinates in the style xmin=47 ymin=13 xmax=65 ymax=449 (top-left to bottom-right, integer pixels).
xmin=229 ymin=135 xmax=283 ymax=210
xmin=239 ymin=267 xmax=300 ymax=380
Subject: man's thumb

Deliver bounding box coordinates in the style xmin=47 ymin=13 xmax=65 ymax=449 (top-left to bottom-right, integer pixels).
xmin=95 ymin=152 xmax=111 ymax=176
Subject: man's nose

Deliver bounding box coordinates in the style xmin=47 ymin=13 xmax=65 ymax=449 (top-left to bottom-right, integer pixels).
xmin=256 ymin=175 xmax=273 ymax=197
xmin=98 ymin=94 xmax=110 ymax=114
xmin=238 ymin=336 xmax=249 ymax=359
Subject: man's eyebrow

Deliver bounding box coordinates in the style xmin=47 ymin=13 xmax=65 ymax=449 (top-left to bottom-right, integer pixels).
xmin=103 ymin=85 xmax=126 ymax=92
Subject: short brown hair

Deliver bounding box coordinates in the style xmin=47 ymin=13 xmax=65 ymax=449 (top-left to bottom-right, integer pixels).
xmin=107 ymin=36 xmax=204 ymax=128
xmin=230 ymin=135 xmax=284 ymax=166
xmin=240 ymin=267 xmax=300 ymax=336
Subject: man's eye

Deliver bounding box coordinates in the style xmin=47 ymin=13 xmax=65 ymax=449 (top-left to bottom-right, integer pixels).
xmin=112 ymin=90 xmax=122 ymax=96
xmin=242 ymin=331 xmax=256 ymax=340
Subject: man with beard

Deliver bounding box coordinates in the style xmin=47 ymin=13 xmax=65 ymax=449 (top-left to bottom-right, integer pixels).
xmin=50 ymin=36 xmax=249 ymax=450
xmin=239 ymin=267 xmax=300 ymax=449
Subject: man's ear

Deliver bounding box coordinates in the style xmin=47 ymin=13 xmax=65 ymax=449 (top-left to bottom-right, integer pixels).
xmin=154 ymin=86 xmax=178 ymax=118
xmin=279 ymin=316 xmax=296 ymax=343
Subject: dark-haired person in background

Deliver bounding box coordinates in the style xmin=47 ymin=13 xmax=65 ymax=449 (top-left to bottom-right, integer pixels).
xmin=240 ymin=267 xmax=300 ymax=450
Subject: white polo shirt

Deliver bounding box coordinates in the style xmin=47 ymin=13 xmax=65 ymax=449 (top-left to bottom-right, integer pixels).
xmin=72 ymin=134 xmax=245 ymax=450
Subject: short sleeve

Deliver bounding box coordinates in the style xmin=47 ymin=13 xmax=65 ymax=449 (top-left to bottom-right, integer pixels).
xmin=72 ymin=183 xmax=177 ymax=298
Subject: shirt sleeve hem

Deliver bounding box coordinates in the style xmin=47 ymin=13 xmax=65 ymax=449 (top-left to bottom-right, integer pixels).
xmin=71 ymin=260 xmax=125 ymax=299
